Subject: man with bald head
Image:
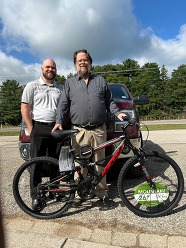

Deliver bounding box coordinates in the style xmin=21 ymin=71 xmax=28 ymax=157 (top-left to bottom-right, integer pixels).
xmin=21 ymin=59 xmax=63 ymax=211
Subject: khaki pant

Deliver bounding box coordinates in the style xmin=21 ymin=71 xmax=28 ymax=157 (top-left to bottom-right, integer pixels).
xmin=72 ymin=124 xmax=108 ymax=199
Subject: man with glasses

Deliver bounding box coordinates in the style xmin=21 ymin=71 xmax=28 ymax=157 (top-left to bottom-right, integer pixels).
xmin=52 ymin=49 xmax=126 ymax=210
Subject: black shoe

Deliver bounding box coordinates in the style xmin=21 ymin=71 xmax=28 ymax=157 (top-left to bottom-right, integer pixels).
xmin=99 ymin=196 xmax=115 ymax=211
xmin=48 ymin=192 xmax=55 ymax=200
xmin=32 ymin=198 xmax=43 ymax=211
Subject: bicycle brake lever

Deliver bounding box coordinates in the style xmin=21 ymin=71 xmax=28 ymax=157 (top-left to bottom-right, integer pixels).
xmin=129 ymin=118 xmax=138 ymax=125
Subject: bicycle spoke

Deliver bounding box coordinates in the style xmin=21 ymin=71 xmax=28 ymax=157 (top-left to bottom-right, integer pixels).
xmin=118 ymin=152 xmax=184 ymax=217
xmin=13 ymin=157 xmax=75 ymax=219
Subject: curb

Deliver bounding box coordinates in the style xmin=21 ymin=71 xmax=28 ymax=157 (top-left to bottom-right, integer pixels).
xmin=4 ymin=217 xmax=186 ymax=248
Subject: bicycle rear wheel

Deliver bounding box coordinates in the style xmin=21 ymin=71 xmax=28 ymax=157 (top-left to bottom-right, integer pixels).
xmin=118 ymin=151 xmax=184 ymax=217
xmin=13 ymin=157 xmax=75 ymax=219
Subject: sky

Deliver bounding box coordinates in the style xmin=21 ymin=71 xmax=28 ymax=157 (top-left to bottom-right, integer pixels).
xmin=0 ymin=0 xmax=186 ymax=85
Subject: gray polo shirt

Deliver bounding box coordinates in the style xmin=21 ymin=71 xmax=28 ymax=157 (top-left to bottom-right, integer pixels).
xmin=56 ymin=73 xmax=120 ymax=126
xmin=21 ymin=77 xmax=63 ymax=122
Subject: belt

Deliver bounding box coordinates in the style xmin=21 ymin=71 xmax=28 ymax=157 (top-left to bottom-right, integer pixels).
xmin=33 ymin=121 xmax=56 ymax=127
xmin=73 ymin=123 xmax=103 ymax=130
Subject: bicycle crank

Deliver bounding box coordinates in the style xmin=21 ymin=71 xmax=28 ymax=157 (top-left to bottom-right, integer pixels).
xmin=77 ymin=181 xmax=95 ymax=200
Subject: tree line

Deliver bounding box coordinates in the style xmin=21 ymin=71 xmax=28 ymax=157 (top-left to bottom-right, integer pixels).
xmin=0 ymin=59 xmax=186 ymax=126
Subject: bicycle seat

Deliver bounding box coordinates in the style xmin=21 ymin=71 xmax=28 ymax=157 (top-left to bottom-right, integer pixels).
xmin=51 ymin=129 xmax=79 ymax=141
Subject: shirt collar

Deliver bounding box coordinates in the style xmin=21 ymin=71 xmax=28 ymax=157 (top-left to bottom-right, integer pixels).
xmin=39 ymin=77 xmax=56 ymax=86
xmin=77 ymin=72 xmax=92 ymax=81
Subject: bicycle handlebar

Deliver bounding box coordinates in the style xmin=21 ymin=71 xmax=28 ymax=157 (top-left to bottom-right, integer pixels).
xmin=122 ymin=116 xmax=138 ymax=125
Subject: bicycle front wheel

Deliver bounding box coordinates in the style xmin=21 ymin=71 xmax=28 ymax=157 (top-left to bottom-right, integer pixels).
xmin=13 ymin=157 xmax=75 ymax=219
xmin=118 ymin=151 xmax=184 ymax=217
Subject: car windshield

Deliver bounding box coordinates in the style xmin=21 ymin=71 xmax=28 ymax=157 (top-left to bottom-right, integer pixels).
xmin=109 ymin=84 xmax=131 ymax=100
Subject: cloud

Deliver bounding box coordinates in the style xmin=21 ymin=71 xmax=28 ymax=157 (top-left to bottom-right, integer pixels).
xmin=1 ymin=0 xmax=140 ymax=61
xmin=134 ymin=24 xmax=186 ymax=75
xmin=0 ymin=0 xmax=186 ymax=84
xmin=0 ymin=50 xmax=40 ymax=84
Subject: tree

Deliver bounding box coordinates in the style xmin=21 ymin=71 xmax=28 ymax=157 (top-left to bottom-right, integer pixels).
xmin=0 ymin=80 xmax=24 ymax=125
xmin=169 ymin=65 xmax=186 ymax=113
xmin=159 ymin=65 xmax=171 ymax=116
xmin=55 ymin=74 xmax=66 ymax=85
xmin=119 ymin=59 xmax=140 ymax=91
xmin=1 ymin=60 xmax=185 ymax=122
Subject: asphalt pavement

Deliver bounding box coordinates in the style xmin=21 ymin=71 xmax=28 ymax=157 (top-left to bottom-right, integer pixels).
xmin=0 ymin=127 xmax=186 ymax=247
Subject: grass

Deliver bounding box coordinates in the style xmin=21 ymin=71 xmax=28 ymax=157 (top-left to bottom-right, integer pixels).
xmin=0 ymin=131 xmax=19 ymax=136
xmin=141 ymin=124 xmax=186 ymax=131
xmin=0 ymin=124 xmax=186 ymax=136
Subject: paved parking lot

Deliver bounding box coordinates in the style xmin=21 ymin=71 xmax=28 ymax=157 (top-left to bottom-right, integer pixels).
xmin=0 ymin=129 xmax=186 ymax=247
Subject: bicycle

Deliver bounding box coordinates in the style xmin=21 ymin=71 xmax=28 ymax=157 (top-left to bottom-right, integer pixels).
xmin=13 ymin=118 xmax=184 ymax=219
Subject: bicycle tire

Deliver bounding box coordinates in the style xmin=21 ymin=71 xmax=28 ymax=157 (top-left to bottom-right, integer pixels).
xmin=118 ymin=151 xmax=184 ymax=217
xmin=13 ymin=157 xmax=75 ymax=219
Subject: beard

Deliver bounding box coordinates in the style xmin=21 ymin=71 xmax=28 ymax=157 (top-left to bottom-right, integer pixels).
xmin=78 ymin=64 xmax=91 ymax=77
xmin=43 ymin=71 xmax=56 ymax=80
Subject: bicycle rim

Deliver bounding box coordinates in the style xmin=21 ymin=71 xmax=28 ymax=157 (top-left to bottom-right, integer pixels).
xmin=13 ymin=157 xmax=75 ymax=219
xmin=118 ymin=151 xmax=184 ymax=217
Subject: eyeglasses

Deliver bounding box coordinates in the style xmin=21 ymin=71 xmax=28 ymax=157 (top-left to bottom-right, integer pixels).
xmin=76 ymin=59 xmax=89 ymax=64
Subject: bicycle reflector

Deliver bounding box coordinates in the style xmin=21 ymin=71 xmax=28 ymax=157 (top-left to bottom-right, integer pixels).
xmin=59 ymin=146 xmax=75 ymax=172
xmin=80 ymin=145 xmax=93 ymax=159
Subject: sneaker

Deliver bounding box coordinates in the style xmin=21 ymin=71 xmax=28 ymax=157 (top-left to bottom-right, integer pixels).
xmin=32 ymin=198 xmax=43 ymax=211
xmin=99 ymin=196 xmax=115 ymax=211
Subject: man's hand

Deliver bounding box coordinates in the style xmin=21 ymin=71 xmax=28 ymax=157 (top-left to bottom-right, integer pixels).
xmin=51 ymin=124 xmax=63 ymax=133
xmin=117 ymin=113 xmax=127 ymax=121
xmin=21 ymin=102 xmax=33 ymax=134
xmin=27 ymin=126 xmax=33 ymax=134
